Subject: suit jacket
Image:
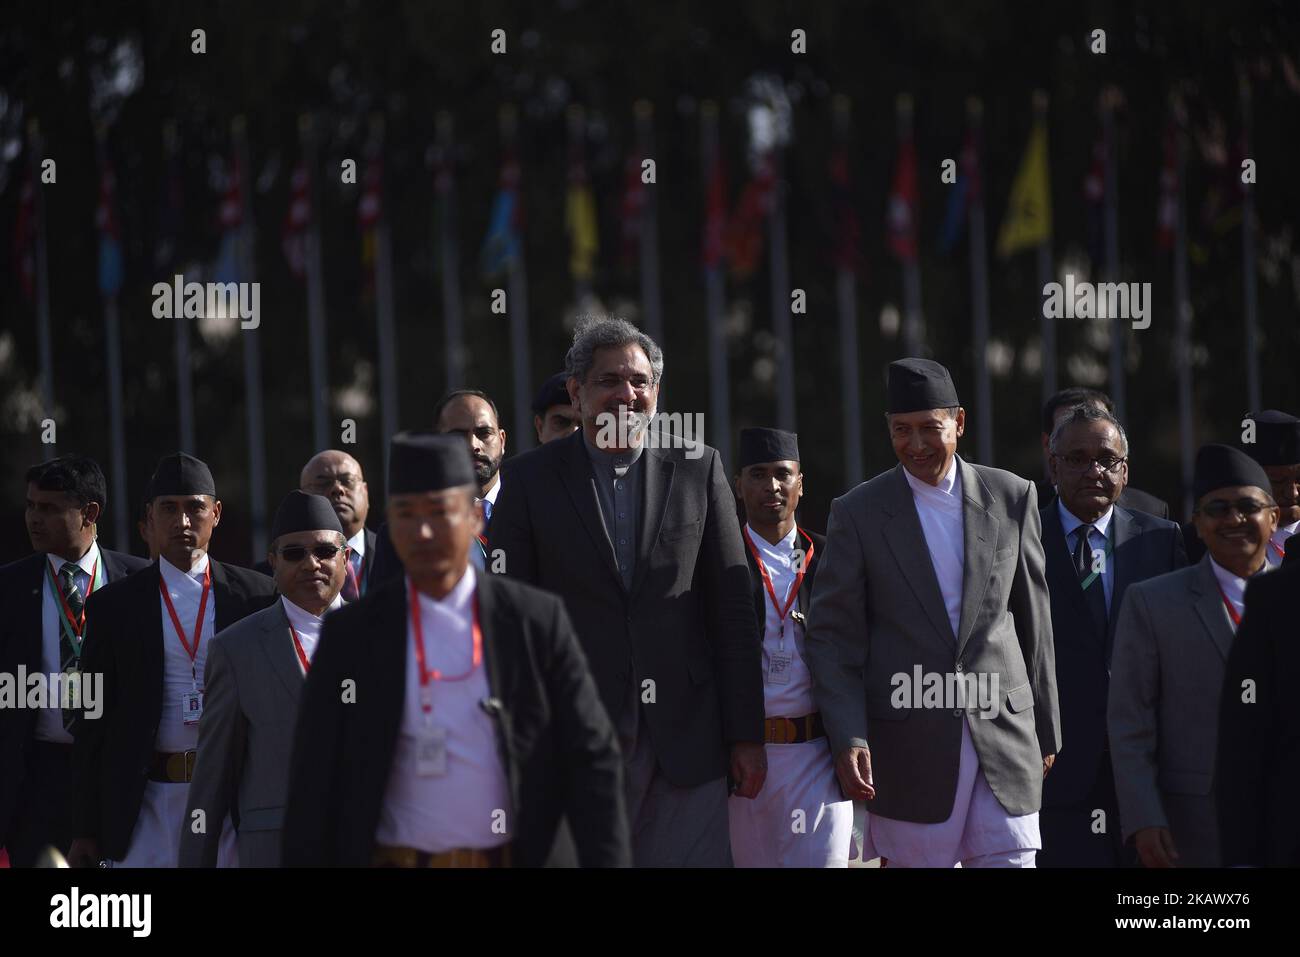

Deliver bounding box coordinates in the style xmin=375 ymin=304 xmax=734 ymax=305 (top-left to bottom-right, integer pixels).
xmin=0 ymin=547 xmax=148 ymax=846
xmin=72 ymin=559 xmax=277 ymax=860
xmin=1182 ymin=521 xmax=1207 ymax=565
xmin=1116 ymin=486 xmax=1171 ymax=521
xmin=487 ymin=429 xmax=763 ymax=787
xmin=1217 ymin=561 xmax=1300 ymax=866
xmin=1108 ymin=555 xmax=1235 ymax=863
xmin=805 ymin=458 xmax=1060 ymax=823
xmin=743 ymin=526 xmax=824 ymax=645
xmin=1040 ymin=500 xmax=1187 ymax=809
xmin=280 ymin=572 xmax=629 ymax=867
xmin=179 ymin=599 xmax=309 ymax=867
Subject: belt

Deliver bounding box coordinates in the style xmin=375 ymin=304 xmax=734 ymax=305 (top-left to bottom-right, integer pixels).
xmin=763 ymin=712 xmax=825 ymax=745
xmin=372 ymin=844 xmax=511 ymax=868
xmin=149 ymin=750 xmax=198 ymax=783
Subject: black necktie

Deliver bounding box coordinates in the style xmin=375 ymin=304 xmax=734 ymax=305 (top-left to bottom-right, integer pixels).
xmin=58 ymin=564 xmax=84 ymax=730
xmin=1073 ymin=525 xmax=1109 ymax=639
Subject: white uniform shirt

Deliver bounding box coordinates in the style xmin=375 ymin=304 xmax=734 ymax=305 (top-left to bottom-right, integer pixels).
xmin=35 ymin=541 xmax=102 ymax=744
xmin=156 ymin=553 xmax=216 ymax=753
xmin=746 ymin=523 xmax=815 ymax=717
xmin=281 ymin=593 xmax=343 ymax=673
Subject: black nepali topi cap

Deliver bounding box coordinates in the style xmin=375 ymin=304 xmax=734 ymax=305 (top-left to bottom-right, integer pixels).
xmin=886 ymin=358 xmax=960 ymax=414
xmin=738 ymin=428 xmax=800 ymax=468
xmin=388 ymin=431 xmax=476 ymax=495
xmin=270 ymin=490 xmax=344 ymax=542
xmin=1193 ymin=444 xmax=1274 ymax=502
xmin=1240 ymin=410 xmax=1300 ymax=467
xmin=531 ymin=372 xmax=572 ymax=415
xmin=147 ymin=452 xmax=216 ymax=499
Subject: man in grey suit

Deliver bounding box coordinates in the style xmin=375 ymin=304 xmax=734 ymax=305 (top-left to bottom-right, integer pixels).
xmin=179 ymin=491 xmax=349 ymax=867
xmin=805 ymin=358 xmax=1060 ymax=868
xmin=1109 ymin=444 xmax=1280 ymax=868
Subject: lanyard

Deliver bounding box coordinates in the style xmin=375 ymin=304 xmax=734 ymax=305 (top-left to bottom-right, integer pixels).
xmin=159 ymin=563 xmax=212 ymax=686
xmin=1215 ymin=581 xmax=1242 ymax=629
xmin=288 ymin=622 xmax=312 ymax=675
xmin=408 ymin=577 xmax=482 ymax=714
xmin=743 ymin=526 xmax=814 ymax=650
xmin=1269 ymin=539 xmax=1286 ymax=561
xmin=46 ymin=556 xmax=100 ymax=655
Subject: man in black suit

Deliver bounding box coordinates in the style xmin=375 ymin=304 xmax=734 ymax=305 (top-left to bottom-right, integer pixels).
xmin=282 ymin=433 xmax=628 ymax=867
xmin=1037 ymin=405 xmax=1188 ymax=867
xmin=299 ymin=450 xmax=376 ymax=599
xmin=0 ymin=455 xmax=148 ymax=866
xmin=1218 ymin=559 xmax=1300 ymax=866
xmin=1039 ymin=387 xmax=1171 ymax=520
xmin=490 ymin=316 xmax=765 ymax=866
xmin=67 ymin=452 xmax=276 ymax=867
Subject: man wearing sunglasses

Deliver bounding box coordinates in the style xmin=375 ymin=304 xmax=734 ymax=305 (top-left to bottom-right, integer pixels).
xmin=179 ymin=491 xmax=347 ymax=867
xmin=1109 ymin=444 xmax=1279 ymax=868
xmin=1038 ymin=405 xmax=1187 ymax=867
xmin=68 ymin=453 xmax=277 ymax=868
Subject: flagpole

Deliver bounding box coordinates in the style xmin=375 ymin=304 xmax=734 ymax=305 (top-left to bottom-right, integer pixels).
xmin=1171 ymin=96 xmax=1195 ymax=519
xmin=94 ymin=123 xmax=129 ymax=551
xmin=767 ymin=143 xmax=796 ymax=433
xmin=435 ymin=111 xmax=466 ymax=391
xmin=966 ymin=98 xmax=993 ymax=465
xmin=635 ymin=100 xmax=664 ymax=346
xmin=301 ymin=114 xmax=330 ymax=452
xmin=1101 ymin=87 xmax=1125 ymax=422
xmin=1033 ymin=91 xmax=1057 ymax=408
xmin=832 ymin=95 xmax=863 ymax=486
xmin=162 ymin=122 xmax=196 ymax=453
xmin=232 ymin=116 xmax=268 ymax=560
xmin=369 ymin=114 xmax=401 ymax=475
xmin=28 ymin=119 xmax=56 ymax=455
xmin=897 ymin=95 xmax=924 ymax=358
xmin=501 ymin=105 xmax=533 ymax=453
xmin=701 ymin=101 xmax=731 ymax=472
xmin=1239 ymin=75 xmax=1261 ymax=413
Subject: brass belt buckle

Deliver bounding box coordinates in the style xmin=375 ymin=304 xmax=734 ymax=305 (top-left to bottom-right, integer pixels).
xmin=183 ymin=749 xmax=197 ymax=781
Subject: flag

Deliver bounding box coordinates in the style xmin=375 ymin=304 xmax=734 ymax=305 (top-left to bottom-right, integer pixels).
xmin=939 ymin=128 xmax=981 ymax=255
xmin=358 ymin=151 xmax=382 ymax=297
xmin=829 ymin=146 xmax=860 ymax=272
xmin=480 ymin=151 xmax=521 ymax=278
xmin=282 ymin=159 xmax=310 ymax=280
xmin=887 ymin=135 xmax=918 ymax=262
xmin=96 ymin=159 xmax=124 ymax=297
xmin=565 ymin=154 xmax=599 ymax=282
xmin=1156 ymin=124 xmax=1179 ymax=252
xmin=996 ymin=121 xmax=1052 ymax=258
xmin=619 ymin=153 xmax=645 ymax=270
xmin=213 ymin=153 xmax=243 ymax=286
xmin=1084 ymin=130 xmax=1106 ymax=266
xmin=12 ymin=169 xmax=36 ymax=301
xmin=724 ymin=153 xmax=774 ymax=279
xmin=701 ymin=154 xmax=728 ymax=270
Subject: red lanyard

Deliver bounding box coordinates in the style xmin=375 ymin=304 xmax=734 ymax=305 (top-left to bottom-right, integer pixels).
xmin=1215 ymin=581 xmax=1242 ymax=629
xmin=159 ymin=563 xmax=212 ymax=680
xmin=408 ymin=577 xmax=482 ymax=713
xmin=743 ymin=526 xmax=815 ymax=628
xmin=288 ymin=622 xmax=311 ymax=675
xmin=1269 ymin=539 xmax=1285 ymax=560
xmin=46 ymin=556 xmax=99 ymax=640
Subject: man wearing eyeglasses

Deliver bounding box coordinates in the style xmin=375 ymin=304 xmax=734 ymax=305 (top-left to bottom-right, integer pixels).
xmin=1109 ymin=444 xmax=1280 ymax=867
xmin=1038 ymin=405 xmax=1187 ymax=867
xmin=299 ymin=450 xmax=374 ymax=600
xmin=179 ymin=491 xmax=348 ymax=867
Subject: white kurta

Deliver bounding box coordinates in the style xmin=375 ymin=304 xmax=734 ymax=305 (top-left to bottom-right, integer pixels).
xmin=1264 ymin=520 xmax=1298 ymax=567
xmin=729 ymin=524 xmax=854 ymax=868
xmin=112 ymin=554 xmax=237 ymax=868
xmin=862 ymin=457 xmax=1041 ymax=868
xmin=282 ymin=593 xmax=343 ymax=674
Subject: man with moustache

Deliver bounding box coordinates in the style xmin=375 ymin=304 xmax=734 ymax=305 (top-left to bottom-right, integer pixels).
xmin=728 ymin=428 xmax=853 ymax=867
xmin=180 ymin=491 xmax=348 ymax=867
xmin=67 ymin=453 xmax=276 ymax=868
xmin=533 ymin=372 xmax=582 ymax=445
xmin=490 ymin=316 xmax=764 ymax=866
xmin=1109 ymin=444 xmax=1279 ymax=868
xmin=282 ymin=433 xmax=628 ymax=867
xmin=0 ymin=456 xmax=148 ymax=867
xmin=1037 ymin=405 xmax=1187 ymax=867
xmin=806 ymin=358 xmax=1059 ymax=868
xmin=299 ymin=450 xmax=375 ymax=600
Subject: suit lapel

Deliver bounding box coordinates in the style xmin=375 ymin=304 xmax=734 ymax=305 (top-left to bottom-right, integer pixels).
xmin=881 ymin=466 xmax=958 ymax=648
xmin=956 ymin=459 xmax=1000 ymax=656
xmin=1106 ymin=506 xmax=1137 ymax=646
xmin=209 ymin=560 xmax=240 ymax=633
xmin=630 ymin=447 xmax=674 ymax=599
xmin=1190 ymin=556 xmax=1236 ymax=661
xmin=743 ymin=545 xmax=766 ymax=629
xmin=19 ymin=554 xmax=45 ymax=671
xmin=558 ymin=432 xmax=625 ymax=591
xmin=140 ymin=563 xmax=165 ymax=709
xmin=257 ymin=600 xmax=304 ymax=702
xmin=471 ymin=575 xmax=522 ymax=813
xmin=369 ymin=581 xmax=409 ymax=786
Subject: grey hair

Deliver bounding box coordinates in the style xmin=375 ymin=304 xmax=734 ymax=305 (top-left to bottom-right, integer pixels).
xmin=565 ymin=315 xmax=664 ymax=385
xmin=1049 ymin=403 xmax=1129 ymax=457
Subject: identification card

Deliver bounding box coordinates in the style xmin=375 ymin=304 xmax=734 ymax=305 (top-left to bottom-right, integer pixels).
xmin=181 ymin=690 xmax=204 ymax=725
xmin=766 ymin=650 xmax=793 ymax=685
xmin=416 ymin=724 xmax=449 ymax=777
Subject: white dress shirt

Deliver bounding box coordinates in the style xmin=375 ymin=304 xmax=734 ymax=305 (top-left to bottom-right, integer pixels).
xmin=479 ymin=477 xmax=502 ymax=525
xmin=746 ymin=523 xmax=816 ymax=718
xmin=35 ymin=541 xmax=102 ymax=744
xmin=157 ymin=553 xmax=216 ymax=753
xmin=281 ymin=593 xmax=343 ymax=674
xmin=1057 ymin=499 xmax=1116 ymax=611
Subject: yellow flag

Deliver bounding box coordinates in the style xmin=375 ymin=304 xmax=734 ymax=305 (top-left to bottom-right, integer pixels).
xmin=996 ymin=122 xmax=1052 ymax=258
xmin=566 ymin=185 xmax=599 ymax=280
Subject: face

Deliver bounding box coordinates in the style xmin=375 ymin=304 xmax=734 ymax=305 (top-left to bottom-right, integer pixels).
xmin=148 ymin=495 xmax=222 ymax=562
xmin=889 ymin=408 xmax=965 ymax=485
xmin=736 ymin=461 xmax=803 ymax=527
xmin=438 ymin=397 xmax=506 ymax=490
xmin=1048 ymin=420 xmax=1129 ymax=520
xmin=1263 ymin=463 xmax=1300 ymax=526
xmin=269 ymin=529 xmax=348 ymax=611
xmin=387 ymin=487 xmax=481 ymax=581
xmin=1192 ymin=485 xmax=1279 ymax=569
xmin=25 ymin=484 xmax=99 ymax=556
xmin=301 ymin=451 xmax=369 ymax=537
xmin=534 ymin=403 xmax=581 ymax=445
xmin=568 ymin=343 xmax=659 ymax=451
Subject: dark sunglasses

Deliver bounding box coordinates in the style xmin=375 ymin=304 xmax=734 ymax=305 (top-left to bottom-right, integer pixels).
xmin=1196 ymin=498 xmax=1274 ymax=519
xmin=278 ymin=544 xmax=346 ymax=562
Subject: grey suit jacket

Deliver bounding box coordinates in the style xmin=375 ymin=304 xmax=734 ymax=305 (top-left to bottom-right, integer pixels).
xmin=179 ymin=599 xmax=306 ymax=867
xmin=805 ymin=458 xmax=1060 ymax=823
xmin=1108 ymin=555 xmax=1236 ymax=865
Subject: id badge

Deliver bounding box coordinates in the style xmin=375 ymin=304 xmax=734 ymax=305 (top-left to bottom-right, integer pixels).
xmin=416 ymin=724 xmax=449 ymax=777
xmin=181 ymin=690 xmax=204 ymax=725
xmin=766 ymin=650 xmax=793 ymax=685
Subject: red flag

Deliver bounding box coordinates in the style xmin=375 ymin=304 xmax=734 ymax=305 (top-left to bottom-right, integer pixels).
xmin=1156 ymin=125 xmax=1179 ymax=251
xmin=701 ymin=155 xmax=728 ymax=270
xmin=724 ymin=153 xmax=774 ymax=279
xmin=886 ymin=136 xmax=918 ymax=262
xmin=12 ymin=170 xmax=36 ymax=301
xmin=282 ymin=160 xmax=310 ymax=280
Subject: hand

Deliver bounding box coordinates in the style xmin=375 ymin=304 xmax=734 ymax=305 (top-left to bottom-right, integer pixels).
xmin=1042 ymin=754 xmax=1056 ymax=777
xmin=729 ymin=742 xmax=767 ymax=799
xmin=66 ymin=838 xmax=102 ymax=869
xmin=1134 ymin=827 xmax=1180 ymax=868
xmin=835 ymin=746 xmax=876 ymax=801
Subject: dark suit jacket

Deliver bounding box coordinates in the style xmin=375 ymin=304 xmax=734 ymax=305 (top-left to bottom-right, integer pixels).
xmin=742 ymin=526 xmax=824 ymax=656
xmin=1040 ymin=500 xmax=1187 ymax=811
xmin=254 ymin=527 xmax=377 ymax=587
xmin=0 ymin=547 xmax=148 ymax=846
xmin=280 ymin=572 xmax=629 ymax=867
xmin=71 ymin=558 xmax=276 ymax=860
xmin=1116 ymin=486 xmax=1171 ymax=521
xmin=488 ymin=430 xmax=764 ymax=787
xmin=1217 ymin=561 xmax=1300 ymax=866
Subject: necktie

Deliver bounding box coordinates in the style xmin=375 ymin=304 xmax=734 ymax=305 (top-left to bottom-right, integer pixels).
xmin=481 ymin=496 xmax=493 ymax=528
xmin=58 ymin=564 xmax=84 ymax=730
xmin=341 ymin=551 xmax=361 ymax=601
xmin=1073 ymin=525 xmax=1109 ymax=639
